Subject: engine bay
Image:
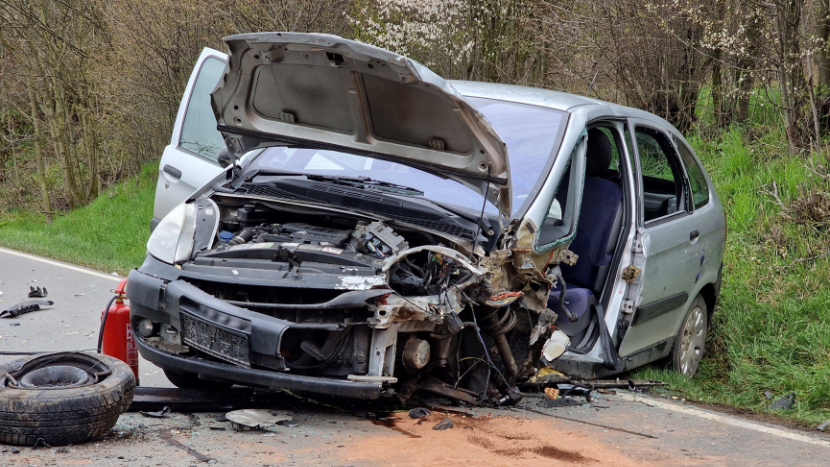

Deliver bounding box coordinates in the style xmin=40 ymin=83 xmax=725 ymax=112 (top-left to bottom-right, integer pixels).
xmin=151 ymin=196 xmax=583 ymax=406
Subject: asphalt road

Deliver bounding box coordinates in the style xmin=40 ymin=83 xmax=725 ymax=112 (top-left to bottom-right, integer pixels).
xmin=0 ymin=247 xmax=172 ymax=387
xmin=1 ymin=247 xmax=829 ymax=466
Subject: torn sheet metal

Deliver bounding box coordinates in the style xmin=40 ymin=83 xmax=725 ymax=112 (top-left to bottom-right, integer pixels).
xmin=335 ymin=275 xmax=387 ymax=290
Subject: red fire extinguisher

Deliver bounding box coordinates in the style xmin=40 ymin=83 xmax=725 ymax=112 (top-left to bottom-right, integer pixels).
xmin=99 ymin=279 xmax=139 ymax=384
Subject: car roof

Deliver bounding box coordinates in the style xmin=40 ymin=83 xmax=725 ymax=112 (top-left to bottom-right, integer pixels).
xmin=450 ymin=80 xmax=679 ymax=135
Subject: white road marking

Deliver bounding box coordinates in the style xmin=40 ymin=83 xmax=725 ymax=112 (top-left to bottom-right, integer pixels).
xmin=0 ymin=247 xmax=122 ymax=282
xmin=615 ymin=392 xmax=830 ymax=448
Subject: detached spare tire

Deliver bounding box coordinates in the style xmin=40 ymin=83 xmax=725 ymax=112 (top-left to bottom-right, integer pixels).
xmin=0 ymin=352 xmax=135 ymax=446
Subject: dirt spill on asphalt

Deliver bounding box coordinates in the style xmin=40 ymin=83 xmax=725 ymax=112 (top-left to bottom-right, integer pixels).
xmin=343 ymin=411 xmax=657 ymax=466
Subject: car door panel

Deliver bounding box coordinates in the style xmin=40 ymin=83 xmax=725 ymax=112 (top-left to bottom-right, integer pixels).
xmin=618 ymin=119 xmax=702 ymax=357
xmin=152 ymin=48 xmax=229 ymax=227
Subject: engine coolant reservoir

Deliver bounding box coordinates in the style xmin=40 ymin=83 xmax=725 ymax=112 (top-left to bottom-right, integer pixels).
xmin=542 ymin=330 xmax=570 ymax=361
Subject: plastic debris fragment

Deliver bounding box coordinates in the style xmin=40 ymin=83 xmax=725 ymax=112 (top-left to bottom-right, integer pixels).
xmin=770 ymin=392 xmax=795 ymax=410
xmin=226 ymin=409 xmax=292 ymax=431
xmin=408 ymin=408 xmax=432 ymax=419
xmin=432 ymin=418 xmax=453 ymax=430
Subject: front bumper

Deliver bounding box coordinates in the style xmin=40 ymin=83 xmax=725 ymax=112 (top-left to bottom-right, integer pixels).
xmin=127 ymin=256 xmax=383 ymax=399
xmin=135 ymin=337 xmax=381 ymax=399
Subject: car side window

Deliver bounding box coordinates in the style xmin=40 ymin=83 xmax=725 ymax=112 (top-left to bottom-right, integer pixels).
xmin=634 ymin=127 xmax=687 ymax=223
xmin=674 ymin=138 xmax=709 ymax=209
xmin=537 ymin=139 xmax=586 ymax=250
xmin=179 ymin=57 xmax=227 ymax=162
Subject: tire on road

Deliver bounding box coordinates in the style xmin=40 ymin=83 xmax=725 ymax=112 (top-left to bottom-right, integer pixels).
xmin=0 ymin=352 xmax=135 ymax=446
xmin=671 ymin=294 xmax=708 ymax=378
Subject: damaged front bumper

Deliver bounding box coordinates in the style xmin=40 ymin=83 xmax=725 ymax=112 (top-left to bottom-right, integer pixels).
xmin=127 ymin=256 xmax=388 ymax=399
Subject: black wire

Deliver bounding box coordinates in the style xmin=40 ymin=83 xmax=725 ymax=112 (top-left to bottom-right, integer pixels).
xmin=97 ymin=295 xmax=117 ymax=354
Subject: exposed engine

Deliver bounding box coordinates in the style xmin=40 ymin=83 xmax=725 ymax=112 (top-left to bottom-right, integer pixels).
xmin=169 ymin=199 xmax=554 ymax=406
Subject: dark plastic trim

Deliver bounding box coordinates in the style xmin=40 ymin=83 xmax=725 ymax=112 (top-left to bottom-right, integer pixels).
xmin=632 ymin=292 xmax=689 ymax=325
xmin=135 ymin=337 xmax=382 ymax=400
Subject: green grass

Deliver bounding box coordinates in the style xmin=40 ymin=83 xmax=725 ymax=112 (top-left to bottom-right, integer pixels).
xmin=0 ymin=164 xmax=157 ymax=275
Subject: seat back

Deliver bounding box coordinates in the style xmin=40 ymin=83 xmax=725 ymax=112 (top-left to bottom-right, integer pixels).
xmin=561 ymin=178 xmax=622 ymax=291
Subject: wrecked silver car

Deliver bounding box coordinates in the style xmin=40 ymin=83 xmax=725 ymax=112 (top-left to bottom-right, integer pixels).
xmin=128 ymin=33 xmax=725 ymax=405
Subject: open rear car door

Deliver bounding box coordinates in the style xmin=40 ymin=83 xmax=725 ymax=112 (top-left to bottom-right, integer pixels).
xmin=152 ymin=48 xmax=229 ymax=230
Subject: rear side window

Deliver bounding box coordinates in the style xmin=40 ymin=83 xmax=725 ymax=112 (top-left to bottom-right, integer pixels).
xmin=179 ymin=57 xmax=226 ymax=161
xmin=674 ymin=138 xmax=710 ymax=209
xmin=633 ymin=127 xmax=687 ymax=222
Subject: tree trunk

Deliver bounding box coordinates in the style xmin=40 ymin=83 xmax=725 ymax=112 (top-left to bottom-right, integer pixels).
xmin=816 ymin=0 xmax=830 ymax=88
xmin=712 ymin=48 xmax=724 ymax=127
xmin=26 ymin=76 xmax=52 ymax=223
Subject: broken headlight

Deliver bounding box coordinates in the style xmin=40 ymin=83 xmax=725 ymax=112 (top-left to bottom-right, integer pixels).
xmin=147 ymin=202 xmax=197 ymax=265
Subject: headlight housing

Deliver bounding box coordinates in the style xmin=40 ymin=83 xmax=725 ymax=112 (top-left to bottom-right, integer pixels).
xmin=147 ymin=202 xmax=197 ymax=264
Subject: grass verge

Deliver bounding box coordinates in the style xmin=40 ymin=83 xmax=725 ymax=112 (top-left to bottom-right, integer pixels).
xmin=0 ymin=164 xmax=156 ymax=275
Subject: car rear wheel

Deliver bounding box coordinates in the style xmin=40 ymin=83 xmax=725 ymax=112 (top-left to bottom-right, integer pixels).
xmin=163 ymin=369 xmax=234 ymax=390
xmin=671 ymin=295 xmax=708 ymax=378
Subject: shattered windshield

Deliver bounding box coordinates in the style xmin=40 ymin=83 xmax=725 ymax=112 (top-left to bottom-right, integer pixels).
xmin=252 ymin=98 xmax=566 ymax=215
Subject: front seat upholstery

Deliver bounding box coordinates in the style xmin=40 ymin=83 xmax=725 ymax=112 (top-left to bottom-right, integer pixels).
xmin=550 ymin=128 xmax=623 ymax=340
xmin=560 ymin=128 xmax=623 ymax=292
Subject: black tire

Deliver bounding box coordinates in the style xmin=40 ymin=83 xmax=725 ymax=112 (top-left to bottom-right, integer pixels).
xmin=163 ymin=369 xmax=233 ymax=390
xmin=0 ymin=352 xmax=135 ymax=446
xmin=671 ymin=295 xmax=708 ymax=378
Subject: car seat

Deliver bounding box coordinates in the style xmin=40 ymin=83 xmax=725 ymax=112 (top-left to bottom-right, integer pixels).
xmin=549 ymin=128 xmax=623 ymax=341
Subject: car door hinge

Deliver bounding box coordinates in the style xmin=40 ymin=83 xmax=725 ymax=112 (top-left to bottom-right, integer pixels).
xmin=631 ymin=239 xmax=643 ymax=253
xmin=621 ymin=265 xmax=641 ymax=282
xmin=621 ymin=299 xmax=635 ymax=314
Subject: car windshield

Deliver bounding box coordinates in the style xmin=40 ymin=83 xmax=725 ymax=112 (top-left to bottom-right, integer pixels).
xmin=252 ymin=97 xmax=567 ymax=215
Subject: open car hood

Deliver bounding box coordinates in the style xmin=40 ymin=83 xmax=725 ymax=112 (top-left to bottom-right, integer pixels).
xmin=212 ymin=33 xmax=511 ymax=217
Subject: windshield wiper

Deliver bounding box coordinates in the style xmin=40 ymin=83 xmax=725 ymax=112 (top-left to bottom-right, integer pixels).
xmin=306 ymin=174 xmax=424 ymax=196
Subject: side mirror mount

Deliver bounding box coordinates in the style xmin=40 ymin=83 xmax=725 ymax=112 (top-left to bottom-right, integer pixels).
xmin=217 ymin=147 xmax=233 ymax=168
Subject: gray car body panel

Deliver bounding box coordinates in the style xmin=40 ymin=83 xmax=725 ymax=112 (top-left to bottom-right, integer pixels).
xmin=212 ymin=33 xmax=512 ymax=218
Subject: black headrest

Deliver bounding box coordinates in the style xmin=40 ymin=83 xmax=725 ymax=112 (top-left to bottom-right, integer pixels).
xmin=586 ymin=128 xmax=613 ymax=177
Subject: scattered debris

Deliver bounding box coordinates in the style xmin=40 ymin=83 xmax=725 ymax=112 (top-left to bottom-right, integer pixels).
xmin=763 ymin=391 xmax=774 ymax=400
xmin=770 ymin=392 xmax=795 ymax=410
xmin=214 ymin=414 xmax=228 ymax=422
xmin=74 ymin=293 xmax=85 ymax=297
xmin=209 ymin=426 xmax=226 ymax=431
xmin=544 ymin=387 xmax=560 ymax=400
xmin=225 ymin=409 xmax=292 ymax=432
xmin=0 ymin=299 xmax=54 ymax=318
xmin=10 ymin=323 xmax=19 ymax=327
xmin=574 ymin=379 xmax=665 ymax=390
xmin=432 ymin=418 xmax=454 ymax=430
xmin=408 ymin=408 xmax=432 ymax=419
xmin=32 ymin=438 xmax=51 ymax=449
xmin=542 ymin=398 xmax=583 ymax=408
xmin=28 ymin=286 xmax=48 ymax=298
xmin=55 ymin=447 xmax=70 ymax=454
xmin=139 ymin=406 xmax=171 ymax=418
xmin=817 ymin=421 xmax=830 ymax=431
xmin=10 ymin=448 xmax=19 ymax=454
